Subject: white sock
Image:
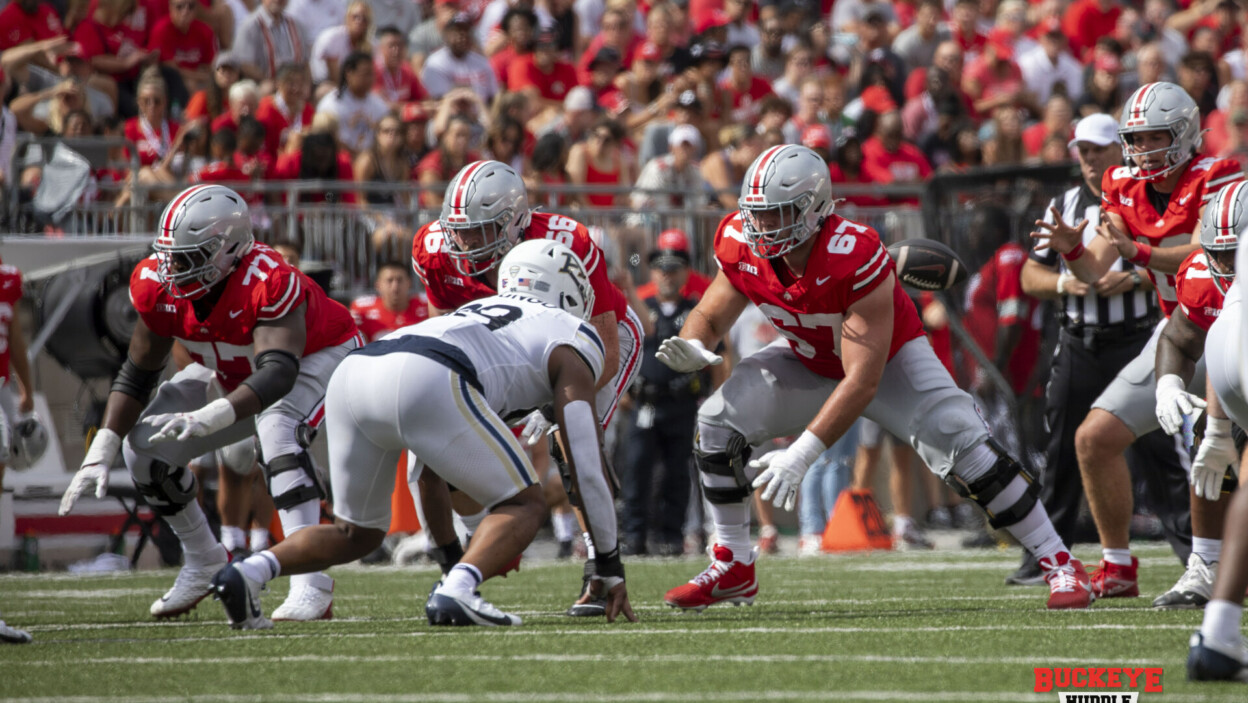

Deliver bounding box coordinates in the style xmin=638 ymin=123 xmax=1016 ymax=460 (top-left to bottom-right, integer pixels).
xmin=162 ymin=502 xmax=221 ymax=560
xmin=1193 ymin=537 xmax=1222 ymax=565
xmin=459 ymin=509 xmax=486 ymax=537
xmin=249 ymin=528 xmax=271 ymax=551
xmin=238 ymin=550 xmax=281 ymax=585
xmin=1103 ymin=548 xmax=1133 ymax=566
xmin=1201 ymin=599 xmax=1244 ymax=648
xmin=219 ymin=526 xmax=246 ymax=553
xmin=1006 ymin=503 xmax=1068 ymax=564
xmin=708 ymin=500 xmax=753 ymax=562
xmin=441 ymin=563 xmax=482 ymax=598
xmin=582 ymin=532 xmax=596 ymax=559
xmin=552 ymin=511 xmax=577 ymax=542
xmin=892 ymin=515 xmax=915 ymax=535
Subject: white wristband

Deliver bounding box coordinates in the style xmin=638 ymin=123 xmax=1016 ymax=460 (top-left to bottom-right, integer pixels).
xmin=199 ymin=398 xmax=238 ymax=433
xmin=1206 ymin=415 xmax=1233 ymax=438
xmin=790 ymin=430 xmax=829 ymax=468
xmin=1056 ymin=272 xmax=1074 ymax=295
xmin=85 ymin=428 xmax=123 ymax=467
xmin=1157 ymin=374 xmax=1186 ymax=396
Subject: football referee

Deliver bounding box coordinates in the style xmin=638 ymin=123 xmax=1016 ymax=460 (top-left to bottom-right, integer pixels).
xmin=1010 ymin=114 xmax=1192 ymax=584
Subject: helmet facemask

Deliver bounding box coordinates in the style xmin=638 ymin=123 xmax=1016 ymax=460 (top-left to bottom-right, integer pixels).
xmin=154 ymin=234 xmax=228 ymax=299
xmin=442 ymin=208 xmax=519 ymax=277
xmin=1203 ymin=236 xmax=1237 ymax=294
xmin=1120 ymin=126 xmax=1191 ymax=181
xmin=740 ymin=192 xmax=815 ymax=259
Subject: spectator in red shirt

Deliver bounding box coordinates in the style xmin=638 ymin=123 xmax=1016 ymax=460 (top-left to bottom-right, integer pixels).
xmin=210 ymin=78 xmax=259 ymax=134
xmin=718 ymin=44 xmax=773 ymax=124
xmin=192 ymin=128 xmax=250 ymax=183
xmin=983 ymin=105 xmax=1026 ymax=165
xmin=1203 ymin=80 xmax=1248 ymax=158
xmin=0 ymin=0 xmax=67 ymax=55
xmin=271 ymin=117 xmax=355 ymax=203
xmin=488 ymin=8 xmax=536 ymax=86
xmin=123 ymin=72 xmax=180 ymax=166
xmin=1062 ymin=0 xmax=1121 ymax=61
xmin=861 ymin=110 xmax=932 ymax=202
xmin=349 ymin=262 xmax=428 ymax=342
xmin=374 ymin=26 xmax=425 ymax=108
xmin=963 ymin=29 xmax=1038 ymax=117
xmin=149 ymin=0 xmax=216 ymax=93
xmin=508 ymin=30 xmax=578 ymax=114
xmin=415 ymin=114 xmax=478 ymax=208
xmin=566 ymin=117 xmax=632 ymax=207
xmin=255 ymin=63 xmax=313 ymax=157
xmin=949 ymin=0 xmax=986 ymax=61
xmin=905 ymin=40 xmax=965 ymax=106
xmin=232 ymin=116 xmax=274 ymax=184
xmin=1074 ymin=51 xmax=1123 ymax=117
xmin=828 ymin=129 xmax=888 ymax=207
xmin=184 ymin=50 xmax=240 ymax=121
xmin=76 ymin=0 xmax=161 ymax=116
xmin=576 ymin=7 xmax=639 ymax=86
xmin=1022 ymin=93 xmax=1074 ymax=158
xmin=400 ymin=101 xmax=431 ymax=165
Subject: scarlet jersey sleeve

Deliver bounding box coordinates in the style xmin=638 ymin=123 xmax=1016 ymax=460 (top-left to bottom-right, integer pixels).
xmin=0 ymin=265 xmax=24 ymax=306
xmin=129 ymin=256 xmax=172 ymax=334
xmin=249 ymin=253 xmax=306 ymax=322
xmin=992 ymin=244 xmax=1027 ymax=325
xmin=1175 ymin=251 xmax=1225 ymax=332
xmin=525 ymin=212 xmax=628 ymax=320
xmin=1197 ymin=157 xmax=1245 ymax=205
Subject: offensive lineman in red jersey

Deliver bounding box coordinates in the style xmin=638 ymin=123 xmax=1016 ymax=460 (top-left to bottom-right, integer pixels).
xmin=411 ymin=160 xmax=644 ymax=616
xmin=349 ymin=261 xmax=429 ymax=342
xmin=1036 ymin=82 xmax=1245 ymax=601
xmin=657 ymin=144 xmax=1092 ymax=611
xmin=58 ymin=185 xmax=362 ymax=623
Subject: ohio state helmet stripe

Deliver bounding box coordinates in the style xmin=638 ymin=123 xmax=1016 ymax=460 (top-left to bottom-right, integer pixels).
xmin=749 ymin=145 xmax=787 ymax=196
xmin=1221 ymin=181 xmax=1246 ymax=233
xmin=451 ymin=161 xmax=487 ymax=212
xmin=159 ymin=184 xmax=211 ymax=242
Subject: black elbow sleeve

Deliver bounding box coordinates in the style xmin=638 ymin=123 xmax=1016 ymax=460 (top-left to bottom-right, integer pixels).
xmin=242 ymin=349 xmax=300 ymax=409
xmin=111 ymin=357 xmax=164 ymax=401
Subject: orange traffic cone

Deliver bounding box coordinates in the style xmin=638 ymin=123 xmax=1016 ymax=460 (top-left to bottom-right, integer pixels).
xmin=389 ymin=453 xmax=422 ymax=534
xmin=821 ymin=489 xmax=894 ymax=552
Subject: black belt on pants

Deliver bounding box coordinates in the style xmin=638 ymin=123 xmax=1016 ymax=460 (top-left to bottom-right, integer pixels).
xmin=1060 ymin=314 xmax=1159 ymax=352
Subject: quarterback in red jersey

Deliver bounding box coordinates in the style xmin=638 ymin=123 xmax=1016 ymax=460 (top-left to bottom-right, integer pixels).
xmin=1038 ymin=82 xmax=1245 ymax=601
xmin=349 ymin=261 xmax=428 ymax=342
xmin=59 ymin=185 xmax=362 ymax=625
xmin=0 ymin=259 xmax=37 ymax=487
xmin=657 ymin=145 xmax=1091 ymax=612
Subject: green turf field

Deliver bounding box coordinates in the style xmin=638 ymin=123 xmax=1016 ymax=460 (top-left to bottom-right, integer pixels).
xmin=1 ymin=542 xmax=1244 ymax=702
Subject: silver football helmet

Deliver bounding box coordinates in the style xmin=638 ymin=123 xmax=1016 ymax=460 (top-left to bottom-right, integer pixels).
xmin=153 ymin=185 xmax=254 ymax=299
xmin=8 ymin=414 xmax=48 ymax=472
xmin=1200 ymin=181 xmax=1247 ymax=294
xmin=441 ymin=160 xmax=532 ymax=276
xmin=497 ymin=240 xmax=595 ymax=321
xmin=738 ymin=145 xmax=835 ymax=258
xmin=1118 ymin=82 xmax=1202 ymax=181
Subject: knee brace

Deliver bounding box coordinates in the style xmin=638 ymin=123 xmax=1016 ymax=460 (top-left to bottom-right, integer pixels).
xmin=943 ymin=439 xmax=1039 ymax=530
xmin=262 ymin=451 xmax=325 ymax=511
xmin=694 ymin=429 xmax=753 ymax=504
xmin=135 ymin=461 xmax=199 ymax=516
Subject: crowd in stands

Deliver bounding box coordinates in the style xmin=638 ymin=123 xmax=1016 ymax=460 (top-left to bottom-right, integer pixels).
xmin=2 ymin=0 xmax=1247 ymax=230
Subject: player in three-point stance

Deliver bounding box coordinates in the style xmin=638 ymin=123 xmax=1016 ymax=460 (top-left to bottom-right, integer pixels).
xmin=657 ymin=144 xmax=1093 ymax=611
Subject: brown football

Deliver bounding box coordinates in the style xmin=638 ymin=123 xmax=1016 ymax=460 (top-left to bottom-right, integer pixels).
xmin=887 ymin=238 xmax=969 ymax=291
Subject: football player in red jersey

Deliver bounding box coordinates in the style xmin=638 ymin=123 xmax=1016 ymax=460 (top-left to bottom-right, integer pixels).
xmin=58 ymin=185 xmax=363 ymax=623
xmin=411 ymin=160 xmax=643 ymax=616
xmin=0 ymin=259 xmax=36 ymax=489
xmin=657 ymin=144 xmax=1091 ymax=611
xmin=1037 ymin=82 xmax=1245 ymax=601
xmin=349 ymin=261 xmax=429 ymax=342
xmin=1149 ymin=182 xmax=1242 ymax=612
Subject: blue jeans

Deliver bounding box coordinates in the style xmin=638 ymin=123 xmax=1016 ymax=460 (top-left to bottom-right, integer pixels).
xmin=798 ymin=419 xmax=861 ymax=535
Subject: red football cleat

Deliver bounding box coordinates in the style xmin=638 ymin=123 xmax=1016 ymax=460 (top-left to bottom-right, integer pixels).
xmin=664 ymin=544 xmax=758 ymax=612
xmin=1089 ymin=557 xmax=1140 ymax=598
xmin=1040 ymin=551 xmax=1094 ymax=610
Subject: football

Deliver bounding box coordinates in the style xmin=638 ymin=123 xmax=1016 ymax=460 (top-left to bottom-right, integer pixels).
xmin=887 ymin=238 xmax=969 ymax=291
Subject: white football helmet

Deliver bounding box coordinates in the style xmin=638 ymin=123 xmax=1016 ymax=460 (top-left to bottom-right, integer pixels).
xmin=496 ymin=240 xmax=595 ymax=321
xmin=738 ymin=145 xmax=835 ymax=258
xmin=154 ymin=185 xmax=254 ymax=299
xmin=1118 ymin=82 xmax=1202 ymax=181
xmin=441 ymin=160 xmax=533 ymax=276
xmin=8 ymin=414 xmax=48 ymax=471
xmin=1200 ymin=181 xmax=1247 ymax=294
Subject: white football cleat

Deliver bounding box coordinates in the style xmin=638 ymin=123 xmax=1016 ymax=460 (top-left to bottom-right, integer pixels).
xmin=271 ymin=572 xmax=334 ymax=621
xmin=426 ymin=585 xmax=521 ymax=626
xmin=1153 ymin=554 xmax=1217 ymax=610
xmin=0 ymin=619 xmax=32 ymax=644
xmin=151 ymin=545 xmax=229 ymax=619
xmin=211 ymin=563 xmax=272 ymax=630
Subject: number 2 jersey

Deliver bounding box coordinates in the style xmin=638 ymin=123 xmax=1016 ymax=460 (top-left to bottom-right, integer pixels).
xmin=411 ymin=211 xmax=627 ymax=320
xmin=1175 ymin=250 xmax=1226 ymax=332
xmin=713 ymin=211 xmax=925 ymax=379
xmin=130 ymin=243 xmax=360 ymax=391
xmin=1101 ymin=155 xmax=1243 ymax=316
xmin=369 ymin=294 xmax=605 ymax=418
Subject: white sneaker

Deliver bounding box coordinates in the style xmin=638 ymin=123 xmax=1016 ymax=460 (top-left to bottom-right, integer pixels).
xmin=1153 ymin=553 xmax=1218 ymax=610
xmin=271 ymin=572 xmax=334 ymax=621
xmin=0 ymin=620 xmax=32 ymax=644
xmin=798 ymin=535 xmax=824 ymax=557
xmin=151 ymin=545 xmax=229 ymax=619
xmin=893 ymin=517 xmax=934 ymax=551
xmin=426 ymin=585 xmax=521 ymax=626
xmin=211 ymin=563 xmax=273 ymax=630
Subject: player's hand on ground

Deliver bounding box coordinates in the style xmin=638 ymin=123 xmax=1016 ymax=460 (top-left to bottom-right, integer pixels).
xmin=656 ymin=337 xmax=722 ymax=373
xmin=1030 ymin=206 xmax=1087 ymax=255
xmin=1191 ymin=416 xmax=1237 ymax=500
xmin=59 ymin=429 xmax=123 ymax=515
xmin=1154 ymin=374 xmax=1206 ymax=436
xmin=594 ymin=575 xmax=638 ymax=624
xmin=147 ymin=398 xmax=236 ymax=443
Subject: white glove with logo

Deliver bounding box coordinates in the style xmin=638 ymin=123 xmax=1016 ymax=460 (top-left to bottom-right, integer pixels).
xmin=147 ymin=398 xmax=237 ymax=443
xmin=1155 ymin=374 xmax=1206 ymax=437
xmin=513 ymin=409 xmax=553 ymax=447
xmin=656 ymin=337 xmax=723 ymax=373
xmin=750 ymin=430 xmax=828 ymax=512
xmin=59 ymin=428 xmax=122 ymax=515
xmin=1192 ymin=416 xmax=1238 ymax=500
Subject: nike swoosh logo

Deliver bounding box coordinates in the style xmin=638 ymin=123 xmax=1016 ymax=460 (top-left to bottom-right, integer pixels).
xmin=249 ymin=594 xmax=262 ymax=619
xmin=229 ymin=310 xmax=244 ymax=319
xmin=710 ymin=581 xmax=755 ymax=598
xmin=815 ymin=276 xmax=831 ymax=285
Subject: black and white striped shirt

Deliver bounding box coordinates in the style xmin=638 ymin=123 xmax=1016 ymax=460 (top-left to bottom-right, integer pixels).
xmin=1030 ymin=183 xmax=1158 ymax=327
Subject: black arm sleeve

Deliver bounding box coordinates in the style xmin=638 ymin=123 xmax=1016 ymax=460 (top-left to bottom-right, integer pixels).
xmin=111 ymin=356 xmax=164 ymax=401
xmin=242 ymin=349 xmax=301 ymax=409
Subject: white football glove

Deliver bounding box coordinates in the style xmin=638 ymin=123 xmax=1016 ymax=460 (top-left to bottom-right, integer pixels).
xmin=513 ymin=409 xmax=553 ymax=447
xmin=147 ymin=398 xmax=237 ymax=444
xmin=1155 ymin=374 xmax=1206 ymax=437
xmin=655 ymin=337 xmax=723 ymax=373
xmin=1191 ymin=416 xmax=1238 ymax=500
xmin=750 ymin=431 xmax=827 ymax=512
xmin=59 ymin=428 xmax=122 ymax=515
